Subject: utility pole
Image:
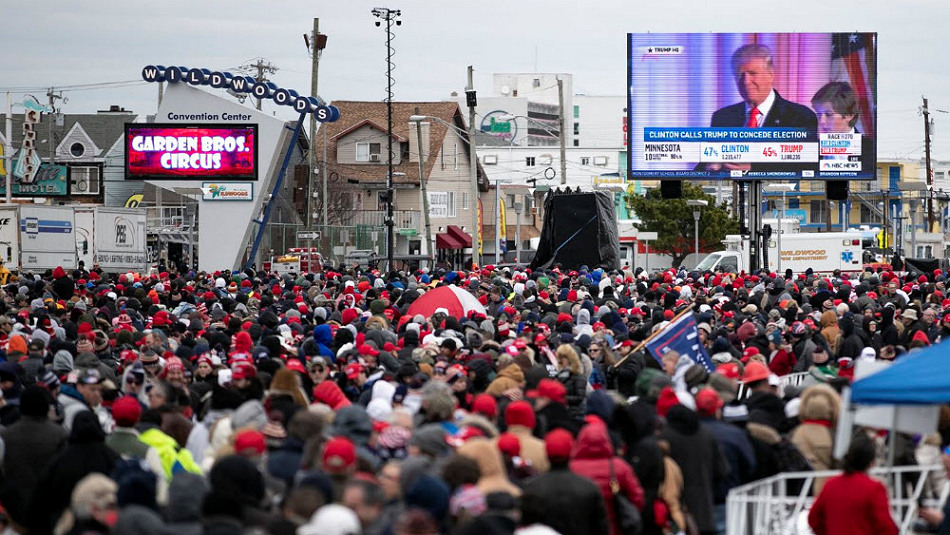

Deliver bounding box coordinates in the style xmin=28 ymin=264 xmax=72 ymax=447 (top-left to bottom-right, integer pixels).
xmin=413 ymin=108 xmax=433 ymax=258
xmin=243 ymin=59 xmax=278 ymax=111
xmin=46 ymin=88 xmax=64 ymax=163
xmin=4 ymin=92 xmax=11 ymax=204
xmin=466 ymin=65 xmax=481 ymax=267
xmin=923 ymin=96 xmax=935 ymax=231
xmin=557 ymin=77 xmax=567 ymax=185
xmin=306 ymin=18 xmax=321 ymax=236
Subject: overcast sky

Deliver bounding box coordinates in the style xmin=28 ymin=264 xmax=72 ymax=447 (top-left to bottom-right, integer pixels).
xmin=6 ymin=0 xmax=950 ymax=159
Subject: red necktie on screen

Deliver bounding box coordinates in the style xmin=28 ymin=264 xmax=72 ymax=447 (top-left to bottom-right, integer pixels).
xmin=747 ymin=107 xmax=761 ymax=128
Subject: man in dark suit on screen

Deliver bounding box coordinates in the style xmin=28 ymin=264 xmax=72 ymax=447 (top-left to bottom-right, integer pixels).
xmin=706 ymin=43 xmax=818 ymax=173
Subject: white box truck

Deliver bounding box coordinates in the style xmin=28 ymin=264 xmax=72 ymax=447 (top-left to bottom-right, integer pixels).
xmin=93 ymin=207 xmax=148 ymax=273
xmin=20 ymin=206 xmax=78 ymax=271
xmin=0 ymin=205 xmax=18 ymax=270
xmin=695 ymin=232 xmax=864 ymax=274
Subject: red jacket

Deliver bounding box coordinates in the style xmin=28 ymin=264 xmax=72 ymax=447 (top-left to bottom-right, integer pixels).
xmin=808 ymin=472 xmax=897 ymax=535
xmin=570 ymin=422 xmax=645 ymax=535
xmin=768 ymin=348 xmax=796 ymax=377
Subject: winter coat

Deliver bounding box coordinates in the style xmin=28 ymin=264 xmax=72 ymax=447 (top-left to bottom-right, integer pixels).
xmin=0 ymin=414 xmax=68 ymax=518
xmin=767 ymin=348 xmax=796 ymax=377
xmin=658 ymin=450 xmax=686 ymax=533
xmin=616 ymin=401 xmax=665 ymax=535
xmin=570 ymin=422 xmax=645 ymax=535
xmin=808 ymin=472 xmax=897 ymax=535
xmin=267 ymin=437 xmax=305 ymax=487
xmin=504 ymin=424 xmax=549 ymax=473
xmin=791 ymin=384 xmax=840 ymax=493
xmin=27 ymin=411 xmax=120 ymax=535
xmin=522 ymin=464 xmax=610 ymax=535
xmin=819 ymin=311 xmax=840 ymax=355
xmin=744 ymin=390 xmax=787 ymax=433
xmin=457 ymin=438 xmax=522 ymax=497
xmin=139 ymin=426 xmax=203 ymax=479
xmin=485 ymin=364 xmax=525 ymax=396
xmin=837 ymin=314 xmax=864 ymax=360
xmin=700 ymin=417 xmax=757 ymax=503
xmin=659 ymin=405 xmax=729 ymax=533
xmin=560 ymin=371 xmax=587 ymax=418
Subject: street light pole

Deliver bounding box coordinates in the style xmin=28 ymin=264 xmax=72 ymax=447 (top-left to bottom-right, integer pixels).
xmin=466 ymin=66 xmax=480 ymax=268
xmin=693 ymin=210 xmax=700 ymax=258
xmin=685 ymin=199 xmax=708 ymax=268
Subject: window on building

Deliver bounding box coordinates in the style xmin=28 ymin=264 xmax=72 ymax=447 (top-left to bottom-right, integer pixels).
xmin=573 ymin=139 xmax=579 ymax=147
xmin=400 ymin=142 xmax=409 ymax=161
xmin=447 ymin=191 xmax=457 ymax=217
xmin=532 ymin=78 xmax=541 ymax=88
xmin=70 ymin=142 xmax=85 ymax=158
xmin=573 ymin=122 xmax=579 ymax=136
xmin=573 ymin=105 xmax=579 ymax=119
xmin=461 ymin=192 xmax=469 ymax=210
xmin=580 ymin=157 xmax=590 ymax=166
xmin=593 ymin=156 xmax=608 ymax=166
xmin=859 ymin=203 xmax=880 ymax=223
xmin=69 ymin=166 xmax=100 ymax=195
xmin=376 ymin=191 xmax=389 ymax=210
xmin=483 ymin=155 xmax=498 ymax=165
xmin=788 ymin=197 xmax=800 ymax=210
xmin=525 ymin=157 xmax=536 ymax=167
xmin=356 ymin=142 xmax=381 ymax=162
xmin=454 ymin=143 xmax=459 ymax=171
xmin=810 ymin=200 xmax=827 ymax=224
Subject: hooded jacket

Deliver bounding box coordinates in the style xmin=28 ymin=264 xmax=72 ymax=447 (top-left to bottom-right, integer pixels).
xmin=311 ymin=324 xmax=335 ymax=362
xmin=457 ymin=437 xmax=522 ymax=497
xmin=791 ymin=384 xmax=840 ymax=492
xmin=659 ymin=405 xmax=729 ymax=534
xmin=615 ymin=401 xmax=665 ymax=535
xmin=485 ymin=364 xmax=525 ymax=396
xmin=819 ymin=311 xmax=840 ymax=356
xmin=569 ymin=422 xmax=644 ymax=535
xmin=27 ymin=411 xmax=120 ymax=535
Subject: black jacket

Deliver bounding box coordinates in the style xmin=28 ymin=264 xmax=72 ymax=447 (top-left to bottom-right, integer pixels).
xmin=27 ymin=410 xmax=119 ymax=535
xmin=660 ymin=405 xmax=729 ymax=533
xmin=522 ymin=464 xmax=609 ymax=535
xmin=0 ymin=415 xmax=68 ymax=522
xmin=616 ymin=401 xmax=665 ymax=535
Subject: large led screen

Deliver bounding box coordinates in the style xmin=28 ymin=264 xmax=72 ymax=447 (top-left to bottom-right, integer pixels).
xmin=627 ymin=33 xmax=877 ymax=180
xmin=125 ymin=124 xmax=258 ymax=180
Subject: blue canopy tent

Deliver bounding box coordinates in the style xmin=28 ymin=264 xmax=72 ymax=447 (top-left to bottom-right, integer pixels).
xmin=851 ymin=341 xmax=950 ymax=405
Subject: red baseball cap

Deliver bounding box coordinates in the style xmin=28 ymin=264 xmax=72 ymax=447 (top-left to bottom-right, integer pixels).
xmin=322 ymin=436 xmax=357 ymax=474
xmin=544 ymin=429 xmax=573 ymax=462
xmin=232 ymin=361 xmax=257 ymax=381
xmin=345 ymin=363 xmax=365 ymax=380
xmin=695 ymin=388 xmax=724 ymax=416
xmin=537 ymin=379 xmax=567 ymax=405
xmin=285 ymin=359 xmax=306 ymax=374
xmin=233 ymin=429 xmax=267 ymax=456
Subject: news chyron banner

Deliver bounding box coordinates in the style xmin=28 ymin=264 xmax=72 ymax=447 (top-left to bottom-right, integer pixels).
xmin=627 ymin=33 xmax=877 ymax=180
xmin=125 ymin=124 xmax=258 ymax=180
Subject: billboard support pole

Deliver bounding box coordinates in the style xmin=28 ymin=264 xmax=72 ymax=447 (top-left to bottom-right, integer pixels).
xmin=244 ymin=113 xmax=306 ymax=272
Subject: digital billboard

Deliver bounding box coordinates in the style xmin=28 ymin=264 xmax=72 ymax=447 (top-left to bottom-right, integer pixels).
xmin=125 ymin=124 xmax=258 ymax=180
xmin=627 ymin=33 xmax=877 ymax=180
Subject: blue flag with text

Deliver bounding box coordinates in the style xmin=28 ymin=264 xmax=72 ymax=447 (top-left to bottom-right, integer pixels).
xmin=645 ymin=310 xmax=715 ymax=372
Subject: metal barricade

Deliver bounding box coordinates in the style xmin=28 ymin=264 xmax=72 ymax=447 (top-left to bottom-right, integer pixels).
xmin=726 ymin=464 xmax=947 ymax=535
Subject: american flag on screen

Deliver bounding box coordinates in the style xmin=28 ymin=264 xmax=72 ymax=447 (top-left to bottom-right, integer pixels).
xmin=831 ymin=33 xmax=876 ymax=139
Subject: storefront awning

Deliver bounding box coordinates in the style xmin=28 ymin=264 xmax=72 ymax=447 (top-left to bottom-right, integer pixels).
xmin=446 ymin=225 xmax=472 ymax=247
xmin=436 ymin=232 xmax=464 ymax=250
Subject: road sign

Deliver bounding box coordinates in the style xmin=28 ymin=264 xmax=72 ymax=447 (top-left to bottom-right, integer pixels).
xmin=297 ymin=231 xmax=320 ymax=240
xmin=637 ymin=232 xmax=658 ymax=240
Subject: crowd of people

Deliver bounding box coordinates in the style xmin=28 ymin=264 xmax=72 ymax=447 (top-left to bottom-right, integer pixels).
xmin=0 ymin=260 xmax=947 ymax=535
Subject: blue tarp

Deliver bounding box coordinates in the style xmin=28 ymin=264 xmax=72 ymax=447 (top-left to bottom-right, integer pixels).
xmin=851 ymin=341 xmax=950 ymax=405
